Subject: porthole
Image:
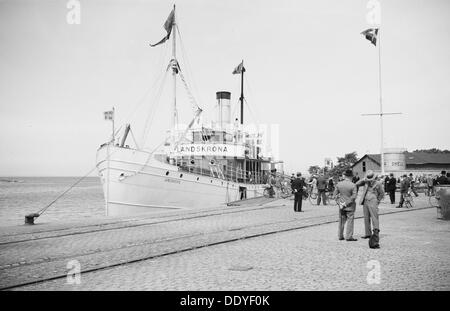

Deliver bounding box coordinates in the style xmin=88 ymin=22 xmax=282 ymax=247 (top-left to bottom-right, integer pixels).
xmin=180 ymin=174 xmax=183 ymax=178
xmin=210 ymin=180 xmax=213 ymax=183
xmin=166 ymin=171 xmax=169 ymax=176
xmin=197 ymin=177 xmax=200 ymax=181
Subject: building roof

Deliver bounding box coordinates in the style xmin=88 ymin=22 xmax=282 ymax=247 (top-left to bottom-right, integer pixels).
xmin=352 ymin=152 xmax=450 ymax=168
xmin=353 ymin=154 xmax=380 ymax=167
xmin=403 ymin=152 xmax=450 ymax=165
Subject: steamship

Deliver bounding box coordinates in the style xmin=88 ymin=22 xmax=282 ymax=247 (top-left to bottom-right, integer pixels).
xmin=95 ymin=6 xmax=284 ymax=216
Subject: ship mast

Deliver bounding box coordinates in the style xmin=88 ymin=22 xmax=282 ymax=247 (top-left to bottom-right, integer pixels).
xmin=171 ymin=4 xmax=178 ymax=130
xmin=239 ymin=60 xmax=245 ymax=125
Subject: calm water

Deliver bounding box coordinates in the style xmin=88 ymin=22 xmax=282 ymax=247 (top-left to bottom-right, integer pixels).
xmin=0 ymin=177 xmax=105 ymax=227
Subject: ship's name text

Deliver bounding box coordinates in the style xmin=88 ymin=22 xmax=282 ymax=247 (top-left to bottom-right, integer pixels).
xmin=177 ymin=145 xmax=228 ymax=153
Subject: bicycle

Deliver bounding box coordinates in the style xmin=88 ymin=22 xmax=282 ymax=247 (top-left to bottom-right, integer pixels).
xmin=305 ymin=185 xmax=317 ymax=202
xmin=428 ymin=192 xmax=440 ymax=208
xmin=309 ymin=189 xmax=337 ymax=206
xmin=403 ymin=190 xmax=414 ymax=208
xmin=326 ymin=190 xmax=338 ymax=206
xmin=279 ymin=180 xmax=294 ymax=199
xmin=263 ymin=185 xmax=275 ymax=198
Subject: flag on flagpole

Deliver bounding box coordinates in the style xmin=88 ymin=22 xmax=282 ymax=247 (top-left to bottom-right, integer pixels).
xmin=150 ymin=8 xmax=175 ymax=47
xmin=232 ymin=61 xmax=245 ymax=74
xmin=361 ymin=28 xmax=379 ymax=46
xmin=104 ymin=110 xmax=114 ymax=120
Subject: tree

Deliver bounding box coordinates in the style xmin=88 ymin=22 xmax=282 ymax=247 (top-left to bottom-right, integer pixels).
xmin=328 ymin=152 xmax=358 ymax=179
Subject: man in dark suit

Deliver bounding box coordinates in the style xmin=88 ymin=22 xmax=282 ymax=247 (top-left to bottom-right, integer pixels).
xmin=386 ymin=173 xmax=397 ymax=204
xmin=316 ymin=174 xmax=328 ymax=205
xmin=334 ymin=169 xmax=358 ymax=241
xmin=291 ymin=172 xmax=306 ymax=212
xmin=436 ymin=170 xmax=449 ymax=185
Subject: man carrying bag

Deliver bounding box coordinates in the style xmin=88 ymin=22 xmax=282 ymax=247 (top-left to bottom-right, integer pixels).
xmin=334 ymin=169 xmax=358 ymax=241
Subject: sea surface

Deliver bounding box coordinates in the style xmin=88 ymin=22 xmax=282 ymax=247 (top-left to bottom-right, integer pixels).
xmin=0 ymin=177 xmax=105 ymax=227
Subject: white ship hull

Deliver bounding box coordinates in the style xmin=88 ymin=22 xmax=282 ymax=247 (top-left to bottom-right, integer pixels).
xmin=96 ymin=145 xmax=264 ymax=216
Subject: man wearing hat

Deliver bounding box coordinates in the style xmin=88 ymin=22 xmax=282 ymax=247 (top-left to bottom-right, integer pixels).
xmin=334 ymin=169 xmax=358 ymax=241
xmin=386 ymin=173 xmax=397 ymax=204
xmin=291 ymin=172 xmax=307 ymax=212
xmin=356 ymin=170 xmax=385 ymax=248
xmin=436 ymin=170 xmax=449 ymax=185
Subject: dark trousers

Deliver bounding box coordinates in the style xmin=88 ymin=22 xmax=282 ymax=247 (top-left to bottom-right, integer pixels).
xmin=294 ymin=193 xmax=303 ymax=212
xmin=317 ymin=189 xmax=327 ymax=205
xmin=389 ymin=190 xmax=396 ymax=204
xmin=411 ymin=188 xmax=418 ymax=197
xmin=399 ymin=192 xmax=406 ymax=206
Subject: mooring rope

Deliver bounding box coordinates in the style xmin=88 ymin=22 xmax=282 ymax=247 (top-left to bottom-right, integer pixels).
xmin=35 ymin=166 xmax=99 ymax=217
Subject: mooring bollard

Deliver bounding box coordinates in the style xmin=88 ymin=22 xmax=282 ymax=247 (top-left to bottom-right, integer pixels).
xmin=25 ymin=213 xmax=40 ymax=225
xmin=435 ymin=185 xmax=450 ymax=220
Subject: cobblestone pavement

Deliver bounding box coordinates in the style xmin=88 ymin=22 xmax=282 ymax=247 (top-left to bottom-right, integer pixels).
xmin=1 ymin=194 xmax=448 ymax=290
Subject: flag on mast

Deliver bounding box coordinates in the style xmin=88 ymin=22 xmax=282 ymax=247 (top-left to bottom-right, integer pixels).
xmin=150 ymin=8 xmax=175 ymax=47
xmin=232 ymin=61 xmax=245 ymax=74
xmin=361 ymin=28 xmax=379 ymax=46
xmin=104 ymin=110 xmax=114 ymax=120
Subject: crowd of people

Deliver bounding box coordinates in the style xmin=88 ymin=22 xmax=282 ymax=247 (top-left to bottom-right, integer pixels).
xmin=379 ymin=170 xmax=449 ymax=207
xmin=287 ymin=169 xmax=450 ymax=249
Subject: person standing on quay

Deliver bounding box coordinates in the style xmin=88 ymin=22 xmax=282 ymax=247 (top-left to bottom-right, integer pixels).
xmin=386 ymin=173 xmax=397 ymax=204
xmin=357 ymin=170 xmax=384 ymax=248
xmin=409 ymin=173 xmax=419 ymax=197
xmin=426 ymin=174 xmax=435 ymax=196
xmin=316 ymin=174 xmax=328 ymax=205
xmin=334 ymin=169 xmax=358 ymax=241
xmin=291 ymin=172 xmax=306 ymax=212
xmin=436 ymin=170 xmax=449 ymax=185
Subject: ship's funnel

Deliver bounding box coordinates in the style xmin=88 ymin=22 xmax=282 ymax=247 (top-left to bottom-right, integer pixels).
xmin=215 ymin=91 xmax=231 ymax=128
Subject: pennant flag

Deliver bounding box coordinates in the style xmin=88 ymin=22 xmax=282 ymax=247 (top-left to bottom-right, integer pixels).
xmin=150 ymin=8 xmax=175 ymax=47
xmin=232 ymin=61 xmax=245 ymax=74
xmin=104 ymin=110 xmax=114 ymax=120
xmin=361 ymin=28 xmax=379 ymax=46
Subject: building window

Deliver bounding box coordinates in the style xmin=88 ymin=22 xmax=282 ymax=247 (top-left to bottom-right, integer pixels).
xmin=362 ymin=161 xmax=366 ymax=172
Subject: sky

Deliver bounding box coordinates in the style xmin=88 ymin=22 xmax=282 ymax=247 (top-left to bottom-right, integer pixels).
xmin=0 ymin=0 xmax=449 ymax=176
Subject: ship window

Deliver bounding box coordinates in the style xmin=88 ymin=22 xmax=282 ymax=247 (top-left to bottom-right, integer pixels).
xmin=211 ymin=180 xmax=213 ymax=183
xmin=197 ymin=177 xmax=200 ymax=181
xmin=180 ymin=174 xmax=183 ymax=178
xmin=166 ymin=171 xmax=169 ymax=176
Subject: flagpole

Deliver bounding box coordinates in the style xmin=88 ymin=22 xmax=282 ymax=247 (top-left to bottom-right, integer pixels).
xmin=240 ymin=60 xmax=245 ymax=183
xmin=378 ymin=29 xmax=384 ymax=175
xmin=362 ymin=28 xmax=402 ymax=175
